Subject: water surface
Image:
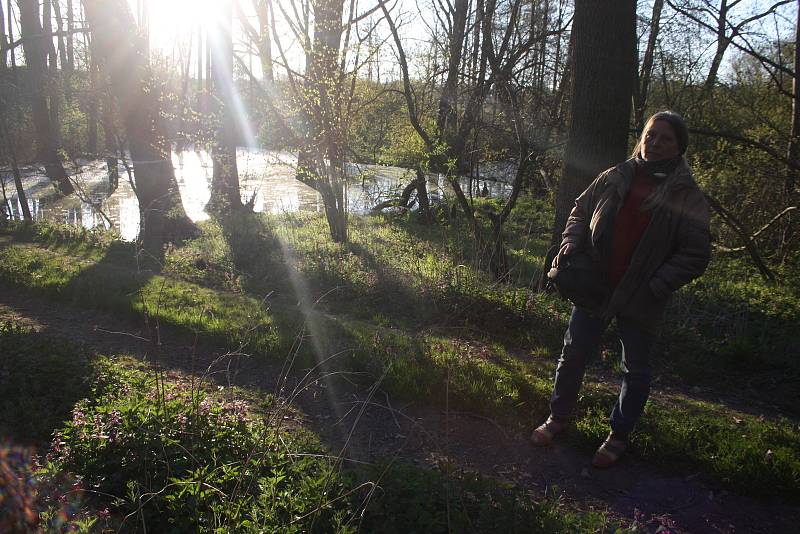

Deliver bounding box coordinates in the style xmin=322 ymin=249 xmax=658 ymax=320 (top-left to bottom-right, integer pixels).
xmin=2 ymin=148 xmax=513 ymax=241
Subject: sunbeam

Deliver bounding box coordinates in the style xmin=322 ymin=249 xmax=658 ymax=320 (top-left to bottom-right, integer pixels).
xmin=274 ymin=233 xmax=348 ymax=438
xmin=206 ymin=13 xmax=259 ymax=151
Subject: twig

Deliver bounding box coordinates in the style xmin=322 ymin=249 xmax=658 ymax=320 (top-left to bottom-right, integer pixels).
xmin=93 ymin=327 xmax=151 ymax=343
xmin=714 ymin=206 xmax=797 ymax=252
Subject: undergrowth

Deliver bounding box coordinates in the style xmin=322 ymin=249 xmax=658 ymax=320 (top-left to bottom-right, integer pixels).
xmin=0 ymin=323 xmax=617 ymax=533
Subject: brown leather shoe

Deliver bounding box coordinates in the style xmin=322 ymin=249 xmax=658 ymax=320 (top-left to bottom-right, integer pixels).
xmin=591 ymin=434 xmax=628 ymax=468
xmin=530 ymin=416 xmax=566 ymax=446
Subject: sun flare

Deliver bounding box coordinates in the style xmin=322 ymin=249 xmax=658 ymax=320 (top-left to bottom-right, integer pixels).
xmin=131 ymin=0 xmax=223 ymax=43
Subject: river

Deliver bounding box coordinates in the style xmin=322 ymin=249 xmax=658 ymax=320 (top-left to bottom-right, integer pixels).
xmin=1 ymin=148 xmax=514 ymax=241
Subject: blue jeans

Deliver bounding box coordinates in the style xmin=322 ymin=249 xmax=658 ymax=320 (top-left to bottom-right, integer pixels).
xmin=550 ymin=306 xmax=655 ymax=437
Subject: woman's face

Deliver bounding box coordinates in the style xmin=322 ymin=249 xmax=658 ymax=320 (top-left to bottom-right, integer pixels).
xmin=640 ymin=120 xmax=680 ymax=162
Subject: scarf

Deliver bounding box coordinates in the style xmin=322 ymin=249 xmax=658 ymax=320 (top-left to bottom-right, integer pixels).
xmin=634 ymin=155 xmax=682 ymax=178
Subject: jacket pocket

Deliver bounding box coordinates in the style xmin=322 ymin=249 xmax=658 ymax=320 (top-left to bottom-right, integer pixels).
xmin=622 ymin=283 xmax=668 ymax=330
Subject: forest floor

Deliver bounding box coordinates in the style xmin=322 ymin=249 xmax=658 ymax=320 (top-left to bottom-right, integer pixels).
xmin=2 ymin=281 xmax=798 ymax=534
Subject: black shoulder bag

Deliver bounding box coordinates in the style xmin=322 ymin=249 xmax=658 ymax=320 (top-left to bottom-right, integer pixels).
xmin=547 ymin=251 xmax=609 ymax=310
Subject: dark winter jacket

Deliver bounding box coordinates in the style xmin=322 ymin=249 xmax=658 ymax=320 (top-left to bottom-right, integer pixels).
xmin=561 ymin=158 xmax=711 ymax=331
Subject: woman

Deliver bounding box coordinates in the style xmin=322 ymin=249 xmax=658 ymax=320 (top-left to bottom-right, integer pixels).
xmin=532 ymin=111 xmax=711 ymax=467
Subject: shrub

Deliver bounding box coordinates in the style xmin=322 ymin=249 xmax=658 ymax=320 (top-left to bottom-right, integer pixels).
xmin=42 ymin=359 xmax=355 ymax=533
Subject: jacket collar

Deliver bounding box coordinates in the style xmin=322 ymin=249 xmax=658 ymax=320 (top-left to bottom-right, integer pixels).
xmin=607 ymin=158 xmax=696 ymax=196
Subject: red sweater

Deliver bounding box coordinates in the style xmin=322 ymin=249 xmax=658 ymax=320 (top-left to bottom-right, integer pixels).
xmin=608 ymin=168 xmax=658 ymax=288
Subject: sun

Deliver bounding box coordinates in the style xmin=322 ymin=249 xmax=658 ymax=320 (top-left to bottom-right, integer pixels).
xmin=130 ymin=0 xmax=223 ymax=46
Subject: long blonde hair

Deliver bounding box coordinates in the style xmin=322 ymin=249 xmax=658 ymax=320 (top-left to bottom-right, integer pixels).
xmin=631 ymin=111 xmax=690 ymax=210
xmin=631 ymin=111 xmax=689 ymax=160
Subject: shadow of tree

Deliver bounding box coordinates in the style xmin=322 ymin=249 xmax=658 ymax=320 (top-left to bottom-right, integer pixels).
xmin=0 ymin=325 xmax=92 ymax=448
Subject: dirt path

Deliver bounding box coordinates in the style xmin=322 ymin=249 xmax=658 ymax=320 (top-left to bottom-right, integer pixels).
xmin=1 ymin=283 xmax=797 ymax=533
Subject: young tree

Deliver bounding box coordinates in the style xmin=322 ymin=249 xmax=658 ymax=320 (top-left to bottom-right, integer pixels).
xmin=666 ymin=0 xmax=793 ymax=99
xmin=382 ymin=0 xmax=565 ymax=277
xmin=5 ymin=0 xmax=18 ymax=74
xmin=299 ymin=0 xmax=349 ymax=242
xmin=263 ymin=0 xmax=378 ymax=242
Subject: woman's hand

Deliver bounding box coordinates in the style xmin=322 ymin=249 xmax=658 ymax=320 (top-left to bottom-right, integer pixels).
xmin=552 ymin=243 xmax=577 ymax=269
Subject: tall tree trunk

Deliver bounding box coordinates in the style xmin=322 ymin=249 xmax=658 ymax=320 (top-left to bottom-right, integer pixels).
xmin=205 ymin=33 xmax=211 ymax=95
xmin=554 ymin=27 xmax=574 ymax=135
xmin=254 ymin=0 xmax=273 ymax=82
xmin=137 ymin=0 xmax=149 ymax=58
xmin=1 ymin=117 xmax=33 ymax=222
xmin=0 ymin=0 xmax=6 ymax=71
xmin=177 ymin=31 xmax=192 ymax=149
xmin=42 ymin=0 xmax=56 ymax=68
xmin=87 ymin=33 xmax=98 ymax=155
xmin=67 ymin=0 xmax=75 ymax=71
xmin=702 ymin=0 xmax=731 ymax=100
xmin=196 ymin=24 xmax=203 ymax=101
xmin=101 ymin=89 xmax=118 ymax=192
xmin=549 ymin=0 xmax=636 ymax=258
xmin=299 ymin=0 xmax=348 ymax=243
xmin=209 ymin=0 xmax=242 ymax=213
xmin=7 ymin=0 xmax=16 ymax=73
xmin=634 ymin=0 xmax=664 ymax=131
xmin=18 ymin=0 xmax=72 ymax=194
xmin=43 ymin=0 xmax=62 ymax=149
xmin=83 ymin=0 xmax=195 ymax=258
xmin=437 ymin=0 xmax=469 ymax=145
xmin=52 ymin=0 xmax=68 ymax=72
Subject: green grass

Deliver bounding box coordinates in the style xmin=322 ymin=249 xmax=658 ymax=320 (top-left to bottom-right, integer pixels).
xmin=0 ymin=321 xmax=93 ymax=446
xmin=2 ymin=206 xmax=800 ymax=503
xmin=358 ymin=463 xmax=615 ymax=533
xmin=1 ymin=323 xmax=618 ymax=533
xmin=0 ymin=230 xmax=284 ymax=356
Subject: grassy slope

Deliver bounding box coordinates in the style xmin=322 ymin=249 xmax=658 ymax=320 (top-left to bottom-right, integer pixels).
xmin=0 ymin=205 xmax=798 ymax=503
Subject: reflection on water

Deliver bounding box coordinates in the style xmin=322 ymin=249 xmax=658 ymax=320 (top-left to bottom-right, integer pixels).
xmin=2 ymin=148 xmax=512 ymax=241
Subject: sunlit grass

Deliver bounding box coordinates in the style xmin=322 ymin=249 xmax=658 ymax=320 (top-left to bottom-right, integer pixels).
xmin=0 ymin=233 xmax=283 ymax=356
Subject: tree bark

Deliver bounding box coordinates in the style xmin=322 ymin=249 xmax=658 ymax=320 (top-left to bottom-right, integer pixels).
xmin=87 ymin=33 xmax=98 ymax=155
xmin=437 ymin=0 xmax=469 ymax=147
xmin=294 ymin=0 xmax=348 ymax=242
xmin=18 ymin=0 xmax=72 ymax=194
xmin=0 ymin=114 xmax=33 ymax=221
xmin=83 ymin=0 xmax=195 ymax=258
xmin=634 ymin=0 xmax=664 ymax=130
xmin=67 ymin=0 xmax=75 ymax=71
xmin=549 ymin=0 xmax=636 ymax=256
xmin=209 ymin=0 xmax=242 ymax=214
xmin=51 ymin=0 xmax=68 ymax=73
xmin=0 ymin=0 xmax=6 ymax=71
xmin=254 ymin=0 xmax=273 ymax=82
xmin=6 ymin=0 xmax=16 ymax=73
xmin=43 ymin=0 xmax=63 ymax=149
xmin=702 ymin=0 xmax=730 ymax=99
